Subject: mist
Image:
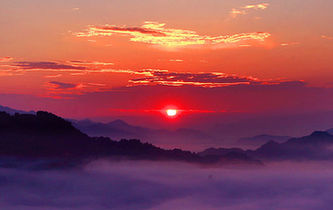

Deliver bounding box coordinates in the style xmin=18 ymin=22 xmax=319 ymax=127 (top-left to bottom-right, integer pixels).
xmin=1 ymin=160 xmax=333 ymax=210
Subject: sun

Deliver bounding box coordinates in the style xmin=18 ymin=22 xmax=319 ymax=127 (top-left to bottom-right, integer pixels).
xmin=166 ymin=109 xmax=177 ymax=117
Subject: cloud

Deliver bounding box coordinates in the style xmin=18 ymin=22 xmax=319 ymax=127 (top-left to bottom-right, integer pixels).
xmin=231 ymin=3 xmax=269 ymax=18
xmin=2 ymin=78 xmax=332 ymax=128
xmin=86 ymin=83 xmax=107 ymax=87
xmin=243 ymin=3 xmax=269 ymax=10
xmin=169 ymin=59 xmax=184 ymax=62
xmin=129 ymin=70 xmax=286 ymax=88
xmin=69 ymin=60 xmax=114 ymax=66
xmin=1 ymin=61 xmax=88 ymax=77
xmin=44 ymin=74 xmax=63 ymax=78
xmin=1 ymin=160 xmax=333 ymax=210
xmin=2 ymin=60 xmax=162 ymax=79
xmin=0 ymin=57 xmax=13 ymax=62
xmin=3 ymin=60 xmax=117 ymax=76
xmin=2 ymin=59 xmax=308 ymax=104
xmin=0 ymin=57 xmax=24 ymax=76
xmin=280 ymin=42 xmax=300 ymax=47
xmin=0 ymin=71 xmax=18 ymax=77
xmin=75 ymin=21 xmax=271 ymax=48
xmin=230 ymin=9 xmax=247 ymax=17
xmin=321 ymin=35 xmax=333 ymax=40
xmin=48 ymin=81 xmax=79 ymax=90
xmin=14 ymin=61 xmax=86 ymax=70
xmin=3 ymin=59 xmax=306 ymax=98
xmin=13 ymin=61 xmax=114 ymax=71
xmin=45 ymin=81 xmax=108 ymax=99
xmin=94 ymin=25 xmax=166 ymax=36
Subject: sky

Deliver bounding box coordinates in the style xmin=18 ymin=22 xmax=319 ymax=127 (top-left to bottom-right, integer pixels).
xmin=1 ymin=0 xmax=333 ymax=126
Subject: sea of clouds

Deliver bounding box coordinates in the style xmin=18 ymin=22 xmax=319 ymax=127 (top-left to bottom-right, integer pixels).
xmin=0 ymin=160 xmax=333 ymax=210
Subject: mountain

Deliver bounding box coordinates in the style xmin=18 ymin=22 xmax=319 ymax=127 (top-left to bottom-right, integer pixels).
xmin=0 ymin=105 xmax=35 ymax=115
xmin=197 ymin=147 xmax=261 ymax=165
xmin=198 ymin=148 xmax=246 ymax=157
xmin=248 ymin=131 xmax=333 ymax=160
xmin=0 ymin=111 xmax=261 ymax=168
xmin=327 ymin=128 xmax=333 ymax=135
xmin=72 ymin=119 xmax=150 ymax=140
xmin=238 ymin=134 xmax=291 ymax=149
xmin=199 ymin=131 xmax=333 ymax=161
xmin=72 ymin=119 xmax=217 ymax=151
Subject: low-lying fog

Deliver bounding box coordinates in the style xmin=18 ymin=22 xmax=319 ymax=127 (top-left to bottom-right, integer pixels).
xmin=1 ymin=160 xmax=333 ymax=210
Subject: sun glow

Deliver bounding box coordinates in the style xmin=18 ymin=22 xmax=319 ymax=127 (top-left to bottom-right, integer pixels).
xmin=166 ymin=109 xmax=177 ymax=117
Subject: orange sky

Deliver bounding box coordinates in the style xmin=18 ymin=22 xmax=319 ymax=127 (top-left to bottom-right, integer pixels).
xmin=0 ymin=0 xmax=333 ymax=118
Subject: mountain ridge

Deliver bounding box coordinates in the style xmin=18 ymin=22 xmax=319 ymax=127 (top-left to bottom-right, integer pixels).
xmin=200 ymin=131 xmax=333 ymax=161
xmin=72 ymin=118 xmax=217 ymax=151
xmin=0 ymin=110 xmax=261 ymax=168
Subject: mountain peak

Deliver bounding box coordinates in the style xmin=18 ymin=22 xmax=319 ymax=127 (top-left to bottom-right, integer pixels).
xmin=310 ymin=131 xmax=332 ymax=138
xmin=0 ymin=105 xmax=35 ymax=115
xmin=327 ymin=128 xmax=333 ymax=135
xmin=108 ymin=119 xmax=129 ymax=126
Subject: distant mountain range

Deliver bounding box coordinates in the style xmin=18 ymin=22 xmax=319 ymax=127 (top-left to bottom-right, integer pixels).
xmin=327 ymin=128 xmax=333 ymax=135
xmin=3 ymin=105 xmax=333 ymax=151
xmin=0 ymin=106 xmax=218 ymax=151
xmin=249 ymin=131 xmax=333 ymax=160
xmin=72 ymin=118 xmax=218 ymax=151
xmin=238 ymin=134 xmax=292 ymax=149
xmin=2 ymin=105 xmax=333 ymax=164
xmin=0 ymin=110 xmax=261 ymax=169
xmin=201 ymin=131 xmax=333 ymax=161
xmin=72 ymin=119 xmax=298 ymax=150
xmin=0 ymin=105 xmax=35 ymax=115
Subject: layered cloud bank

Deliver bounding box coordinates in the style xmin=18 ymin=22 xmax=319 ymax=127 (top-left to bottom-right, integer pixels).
xmin=1 ymin=57 xmax=333 ymax=121
xmin=0 ymin=58 xmax=301 ymax=97
xmin=1 ymin=160 xmax=333 ymax=210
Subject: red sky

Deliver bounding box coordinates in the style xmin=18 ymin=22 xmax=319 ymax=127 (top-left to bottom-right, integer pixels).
xmin=0 ymin=0 xmax=333 ymax=123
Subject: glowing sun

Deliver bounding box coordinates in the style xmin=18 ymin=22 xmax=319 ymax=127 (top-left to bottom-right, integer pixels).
xmin=166 ymin=109 xmax=177 ymax=117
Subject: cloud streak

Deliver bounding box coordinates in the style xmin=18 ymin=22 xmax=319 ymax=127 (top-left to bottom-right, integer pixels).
xmin=45 ymin=81 xmax=108 ymax=99
xmin=0 ymin=57 xmax=13 ymax=62
xmin=15 ymin=61 xmax=87 ymax=70
xmin=3 ymin=60 xmax=116 ymax=75
xmin=2 ymin=59 xmax=305 ymax=99
xmin=2 ymin=59 xmax=302 ymax=91
xmin=321 ymin=35 xmax=333 ymax=40
xmin=48 ymin=81 xmax=79 ymax=90
xmin=129 ymin=70 xmax=285 ymax=88
xmin=231 ymin=3 xmax=269 ymax=18
xmin=75 ymin=21 xmax=271 ymax=48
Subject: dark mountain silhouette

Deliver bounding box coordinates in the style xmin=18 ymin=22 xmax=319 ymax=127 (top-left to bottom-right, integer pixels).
xmin=4 ymin=106 xmax=333 ymax=164
xmin=72 ymin=119 xmax=217 ymax=151
xmin=238 ymin=134 xmax=291 ymax=149
xmin=0 ymin=111 xmax=261 ymax=168
xmin=248 ymin=131 xmax=333 ymax=160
